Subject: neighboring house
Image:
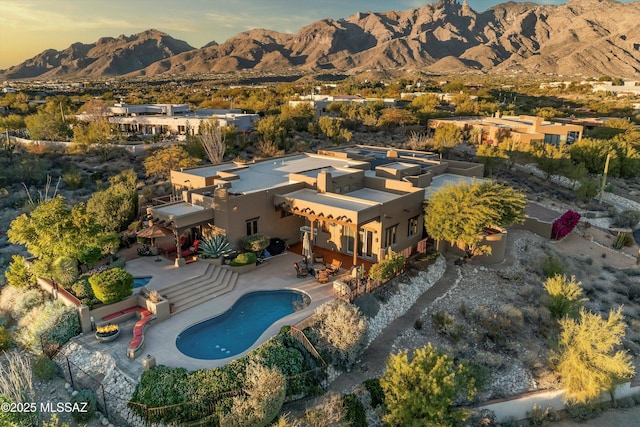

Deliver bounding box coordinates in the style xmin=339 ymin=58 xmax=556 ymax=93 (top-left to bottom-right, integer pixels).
xmin=400 ymin=91 xmax=478 ymax=103
xmin=428 ymin=115 xmax=584 ymax=146
xmin=77 ymin=103 xmax=260 ymax=137
xmin=592 ymin=81 xmax=640 ymax=96
xmin=288 ymin=95 xmax=396 ymax=116
xmin=147 ymin=146 xmax=484 ymax=267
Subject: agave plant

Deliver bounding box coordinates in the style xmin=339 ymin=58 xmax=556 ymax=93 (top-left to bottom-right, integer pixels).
xmin=199 ymin=234 xmax=234 ymax=259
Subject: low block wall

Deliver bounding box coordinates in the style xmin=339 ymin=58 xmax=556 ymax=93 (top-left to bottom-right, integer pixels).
xmin=82 ymin=294 xmax=170 ymax=333
xmin=474 ymin=382 xmax=640 ymax=422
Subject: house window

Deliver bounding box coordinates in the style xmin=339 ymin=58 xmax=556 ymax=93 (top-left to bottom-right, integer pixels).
xmin=384 ymin=224 xmax=398 ymax=247
xmin=408 ymin=216 xmax=419 ymax=236
xmin=246 ymin=218 xmax=259 ymax=236
xmin=567 ymin=131 xmax=580 ymax=144
xmin=544 ymin=134 xmax=560 ymax=145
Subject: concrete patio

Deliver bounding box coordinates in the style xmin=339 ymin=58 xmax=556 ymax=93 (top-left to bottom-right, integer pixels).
xmin=73 ymin=251 xmax=338 ymax=378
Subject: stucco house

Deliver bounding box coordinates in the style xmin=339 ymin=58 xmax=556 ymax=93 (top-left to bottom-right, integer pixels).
xmin=429 ymin=115 xmax=583 ymax=146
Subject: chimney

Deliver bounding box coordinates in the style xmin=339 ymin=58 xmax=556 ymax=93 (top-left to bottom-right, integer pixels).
xmin=317 ymin=170 xmax=332 ymax=193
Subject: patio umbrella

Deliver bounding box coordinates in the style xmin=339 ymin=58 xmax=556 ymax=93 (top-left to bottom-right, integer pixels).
xmin=302 ymin=231 xmax=312 ymax=263
xmin=137 ymin=224 xmax=173 ymax=261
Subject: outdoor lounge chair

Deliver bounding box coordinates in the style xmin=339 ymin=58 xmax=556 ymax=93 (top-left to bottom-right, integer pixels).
xmin=316 ymin=269 xmax=329 ymax=284
xmin=181 ymin=239 xmax=201 ymax=257
xmin=327 ymin=259 xmax=342 ymax=275
xmin=294 ymin=262 xmax=310 ymax=278
xmin=313 ymin=253 xmax=326 ymax=266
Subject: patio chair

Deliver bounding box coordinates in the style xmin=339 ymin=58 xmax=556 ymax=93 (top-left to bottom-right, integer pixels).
xmin=327 ymin=259 xmax=342 ymax=275
xmin=313 ymin=253 xmax=326 ymax=266
xmin=181 ymin=239 xmax=201 ymax=257
xmin=316 ymin=269 xmax=329 ymax=284
xmin=294 ymin=262 xmax=310 ymax=278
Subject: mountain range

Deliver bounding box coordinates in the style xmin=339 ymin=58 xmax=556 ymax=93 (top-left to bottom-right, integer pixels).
xmin=2 ymin=0 xmax=639 ymax=80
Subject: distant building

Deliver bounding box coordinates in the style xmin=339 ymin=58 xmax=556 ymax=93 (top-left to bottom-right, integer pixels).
xmin=288 ymin=95 xmax=396 ymax=116
xmin=592 ymin=81 xmax=640 ymax=96
xmin=400 ymin=91 xmax=478 ymax=103
xmin=428 ymin=115 xmax=583 ymax=146
xmin=77 ymin=103 xmax=260 ymax=138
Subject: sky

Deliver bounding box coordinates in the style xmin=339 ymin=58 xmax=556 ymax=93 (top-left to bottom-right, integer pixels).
xmin=0 ymin=0 xmax=633 ymax=70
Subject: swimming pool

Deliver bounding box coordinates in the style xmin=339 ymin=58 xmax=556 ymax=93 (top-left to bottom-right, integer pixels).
xmin=133 ymin=276 xmax=152 ymax=288
xmin=176 ymin=289 xmax=310 ymax=360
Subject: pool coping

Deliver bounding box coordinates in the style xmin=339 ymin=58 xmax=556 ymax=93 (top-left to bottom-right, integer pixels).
xmin=131 ymin=251 xmax=336 ymax=371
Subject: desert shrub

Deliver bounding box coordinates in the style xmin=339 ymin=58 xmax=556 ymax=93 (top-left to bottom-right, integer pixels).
xmin=0 ymin=315 xmax=6 ymax=328
xmin=4 ymin=255 xmax=35 ymax=288
xmin=369 ymin=250 xmax=405 ymax=283
xmin=71 ymin=277 xmax=99 ymax=308
xmin=88 ymin=267 xmax=133 ymax=304
xmin=543 ymin=255 xmax=565 ymax=278
xmin=432 ymin=310 xmax=463 ymax=342
xmin=62 ymin=170 xmax=84 ymax=190
xmin=612 ymin=210 xmax=640 ymax=228
xmin=0 ymin=326 xmax=10 ymax=350
xmin=527 ymin=404 xmax=557 ymax=426
xmin=612 ymin=232 xmax=634 ymax=249
xmin=240 ymin=234 xmax=270 ymax=252
xmin=220 ymin=362 xmax=286 ymax=427
xmin=565 ymin=402 xmax=606 ymax=422
xmin=576 ymin=177 xmax=599 ymax=202
xmin=353 ymin=293 xmax=380 ymax=318
xmin=613 ymin=396 xmax=636 ymax=408
xmin=364 ymin=378 xmax=385 ymax=408
xmin=15 ymin=302 xmax=79 ymax=353
xmin=466 ymin=408 xmax=498 ymax=427
xmin=199 ymin=234 xmax=234 ymax=259
xmin=544 ymin=275 xmax=588 ymax=318
xmin=342 ymin=394 xmax=367 ymax=427
xmin=313 ymin=299 xmax=368 ymax=369
xmin=70 ymin=389 xmax=97 ymax=423
xmin=300 ymin=393 xmax=346 ymax=427
xmin=551 ymin=210 xmax=581 ymax=240
xmin=13 ymin=288 xmax=44 ymax=318
xmin=0 ymin=352 xmax=36 ymax=426
xmin=473 ymin=305 xmax=523 ymax=347
xmin=130 ymin=366 xmax=191 ymax=423
xmin=33 ymin=355 xmax=57 ymax=380
xmin=230 ymin=252 xmax=257 ymax=266
xmin=250 ymin=332 xmax=307 ymax=395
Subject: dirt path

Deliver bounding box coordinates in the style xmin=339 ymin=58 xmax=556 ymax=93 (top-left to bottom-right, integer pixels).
xmin=327 ymin=255 xmax=461 ymax=395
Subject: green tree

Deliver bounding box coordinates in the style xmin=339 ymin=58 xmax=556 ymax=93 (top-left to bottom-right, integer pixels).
xmin=143 ymin=145 xmax=200 ymax=178
xmin=255 ymin=115 xmax=288 ymax=149
xmin=87 ymin=169 xmax=138 ymax=232
xmin=318 ymin=116 xmax=352 ymax=143
xmin=4 ymin=255 xmax=35 ymax=288
xmin=24 ymin=99 xmax=71 ymax=141
xmin=431 ymin=123 xmax=464 ymax=158
xmin=380 ymin=343 xmax=476 ymax=427
xmin=555 ymin=307 xmax=635 ymax=404
xmin=544 ymin=275 xmax=588 ymax=318
xmin=424 ymin=182 xmax=526 ymax=256
xmin=476 ymin=144 xmax=507 ymax=176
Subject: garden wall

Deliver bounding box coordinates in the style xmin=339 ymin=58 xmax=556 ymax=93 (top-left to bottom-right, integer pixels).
xmin=84 ymin=295 xmax=170 ymax=333
xmin=474 ymin=381 xmax=640 ymax=423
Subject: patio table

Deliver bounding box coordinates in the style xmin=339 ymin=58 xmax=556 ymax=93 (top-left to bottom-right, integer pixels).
xmin=311 ymin=263 xmax=326 ymax=276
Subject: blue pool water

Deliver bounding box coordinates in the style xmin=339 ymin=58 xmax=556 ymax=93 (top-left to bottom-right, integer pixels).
xmin=133 ymin=276 xmax=152 ymax=288
xmin=176 ymin=290 xmax=309 ymax=360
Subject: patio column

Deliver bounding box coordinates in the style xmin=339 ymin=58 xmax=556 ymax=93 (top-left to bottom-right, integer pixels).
xmin=352 ymin=224 xmax=358 ymax=267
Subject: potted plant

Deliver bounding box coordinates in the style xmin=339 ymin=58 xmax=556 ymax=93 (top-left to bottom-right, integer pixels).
xmin=199 ymin=234 xmax=234 ymax=265
xmin=95 ymin=324 xmax=120 ymax=342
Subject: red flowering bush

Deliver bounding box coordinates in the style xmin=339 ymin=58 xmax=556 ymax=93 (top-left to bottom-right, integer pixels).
xmin=552 ymin=210 xmax=581 ymax=240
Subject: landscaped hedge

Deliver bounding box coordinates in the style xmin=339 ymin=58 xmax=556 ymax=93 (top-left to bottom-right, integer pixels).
xmin=230 ymin=252 xmax=257 ymax=266
xmin=369 ymin=251 xmax=405 ymax=283
xmin=129 ymin=329 xmax=315 ymax=425
xmin=88 ymin=267 xmax=133 ymax=304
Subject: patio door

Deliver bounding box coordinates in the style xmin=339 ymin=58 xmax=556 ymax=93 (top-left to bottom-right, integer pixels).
xmin=358 ymin=229 xmax=373 ymax=259
xmin=344 ymin=225 xmax=354 ymax=254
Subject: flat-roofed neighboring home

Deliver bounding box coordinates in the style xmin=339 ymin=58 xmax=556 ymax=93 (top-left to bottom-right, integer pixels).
xmin=78 ymin=103 xmax=260 ymax=138
xmin=288 ymin=94 xmax=396 ymax=116
xmin=148 ymin=146 xmax=485 ymax=267
xmin=428 ymin=115 xmax=583 ymax=146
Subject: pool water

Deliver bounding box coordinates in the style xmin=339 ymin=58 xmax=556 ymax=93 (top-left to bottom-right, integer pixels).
xmin=133 ymin=276 xmax=152 ymax=288
xmin=176 ymin=290 xmax=309 ymax=360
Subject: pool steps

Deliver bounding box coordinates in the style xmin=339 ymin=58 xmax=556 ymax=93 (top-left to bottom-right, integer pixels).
xmin=156 ymin=265 xmax=238 ymax=314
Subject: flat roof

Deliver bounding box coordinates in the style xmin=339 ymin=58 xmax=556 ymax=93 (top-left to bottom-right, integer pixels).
xmin=153 ymin=202 xmax=206 ymax=216
xmin=423 ymin=174 xmax=485 ymax=200
xmin=282 ymin=188 xmax=377 ymax=212
xmin=348 ymin=188 xmax=405 ymax=203
xmin=299 ymin=167 xmax=354 ymax=178
xmin=379 ymin=162 xmax=419 ymax=171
